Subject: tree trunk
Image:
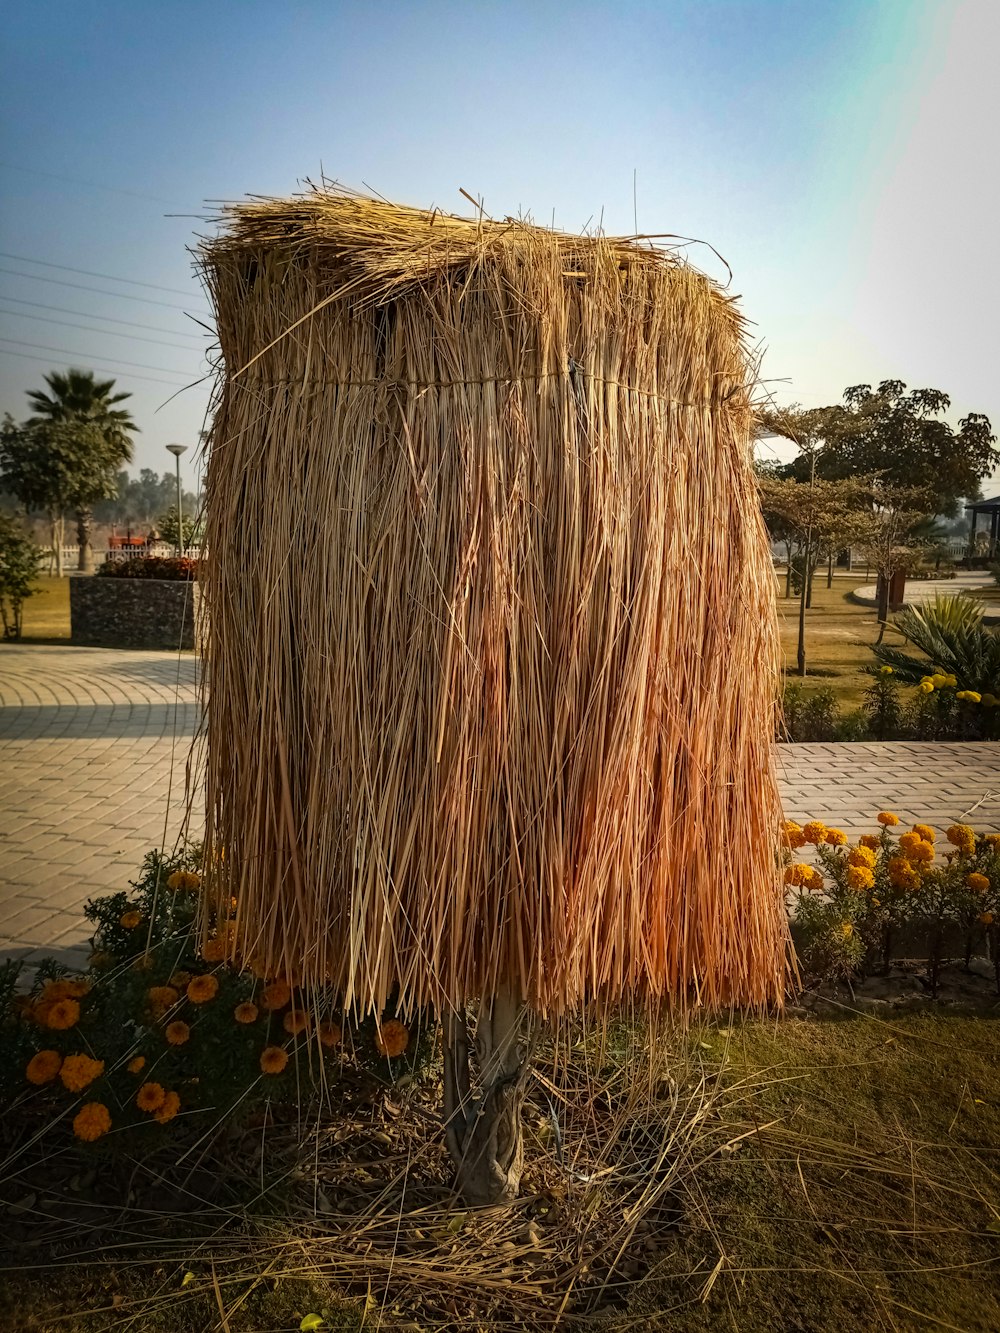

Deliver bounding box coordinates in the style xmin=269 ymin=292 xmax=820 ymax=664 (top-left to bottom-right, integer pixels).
xmin=827 ymin=550 xmax=834 ymax=588
xmin=797 ymin=532 xmax=809 ymax=676
xmin=76 ymin=508 xmax=94 ymax=573
xmin=875 ymin=573 xmax=890 ymax=644
xmin=442 ymin=987 xmax=529 ymax=1206
xmin=50 ymin=512 xmax=65 ymax=579
xmin=784 ymin=542 xmax=793 ymax=598
xmin=806 ymin=557 xmax=815 ymax=608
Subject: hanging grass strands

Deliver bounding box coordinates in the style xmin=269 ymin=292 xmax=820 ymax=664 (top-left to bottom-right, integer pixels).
xmin=198 ymin=184 xmax=788 ymax=1021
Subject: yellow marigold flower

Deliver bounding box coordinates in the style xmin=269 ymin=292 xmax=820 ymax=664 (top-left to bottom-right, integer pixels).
xmin=783 ymin=863 xmax=811 ymax=887
xmin=136 ymin=1081 xmax=167 ymax=1112
xmin=980 ymin=912 xmax=995 ymax=927
xmin=879 ymin=665 xmax=893 ymax=675
xmin=201 ymin=937 xmax=227 ymax=963
xmin=825 ymin=829 xmax=848 ymax=846
xmin=912 ymin=824 xmax=935 ymax=844
xmin=985 ymin=835 xmax=1000 ymax=849
xmin=119 ymin=911 xmax=142 ymax=929
xmin=260 ymin=981 xmax=292 ymax=1011
xmin=943 ymin=675 xmax=958 ymax=688
xmin=186 ymin=975 xmax=219 ymax=1005
xmin=781 ymin=820 xmax=805 ymax=849
xmin=26 ymin=1050 xmax=62 ymax=1085
xmin=966 ymin=873 xmax=990 ymax=893
xmin=919 ymin=681 xmax=934 ymax=694
xmin=911 ymin=840 xmax=934 ymax=863
xmin=234 ymin=1002 xmax=259 ymax=1024
xmin=848 ymin=845 xmax=876 ymax=869
xmin=931 ymin=674 xmax=949 ymax=689
xmin=888 ymin=857 xmax=918 ymax=889
xmin=956 ymin=690 xmax=983 ymax=703
xmin=375 ymin=1020 xmax=410 ymax=1058
xmin=859 ymin=834 xmax=881 ymax=851
xmin=946 ymin=824 xmax=976 ymax=851
xmin=877 ymin=812 xmax=900 ymax=827
xmin=841 ymin=922 xmax=854 ymax=938
xmin=319 ymin=1022 xmax=342 ymax=1049
xmin=127 ymin=1056 xmax=146 ymax=1074
xmin=165 ymin=1021 xmax=190 ymax=1046
xmin=73 ymin=1102 xmax=111 ymax=1142
xmin=166 ymin=870 xmax=201 ymax=892
xmin=155 ymin=1090 xmax=180 ymax=1124
xmin=846 ymin=865 xmax=875 ymax=891
xmin=260 ymin=1045 xmax=289 ymax=1075
xmin=44 ymin=998 xmax=80 ymax=1030
xmin=804 ymin=867 xmax=823 ymax=891
xmin=59 ymin=1054 xmax=104 ymax=1092
xmin=802 ymin=821 xmax=827 ymax=845
xmin=283 ymin=1009 xmax=311 ymax=1035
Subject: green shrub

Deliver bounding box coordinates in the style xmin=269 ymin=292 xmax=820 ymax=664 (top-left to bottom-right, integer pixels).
xmin=98 ymin=556 xmax=199 ymax=581
xmin=0 ymin=514 xmax=40 ymax=640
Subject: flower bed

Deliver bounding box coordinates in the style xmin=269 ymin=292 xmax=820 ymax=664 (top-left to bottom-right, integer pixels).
xmin=784 ymin=812 xmax=1000 ymax=995
xmin=0 ymin=847 xmax=429 ymax=1153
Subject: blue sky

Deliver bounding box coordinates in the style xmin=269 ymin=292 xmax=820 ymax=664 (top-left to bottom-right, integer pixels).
xmin=1 ymin=0 xmax=996 ymax=485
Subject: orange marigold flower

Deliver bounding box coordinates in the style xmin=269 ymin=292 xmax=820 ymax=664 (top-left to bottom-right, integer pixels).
xmin=127 ymin=1055 xmax=146 ymax=1074
xmin=877 ymin=812 xmax=900 ymax=826
xmin=858 ymin=834 xmax=880 ymax=851
xmin=147 ymin=985 xmax=179 ymax=1016
xmin=979 ymin=912 xmax=994 ymax=927
xmin=73 ymin=1102 xmax=111 ymax=1142
xmin=802 ymin=821 xmax=827 ymax=845
xmin=136 ymin=1081 xmax=167 ymax=1112
xmin=168 ymin=972 xmax=192 ymax=989
xmin=120 ymin=911 xmax=143 ymax=929
xmin=201 ymin=937 xmax=227 ymax=963
xmin=186 ymin=975 xmax=219 ymax=1004
xmin=260 ymin=1045 xmax=289 ymax=1075
xmin=44 ymin=998 xmax=80 ymax=1030
xmin=781 ymin=820 xmax=806 ymax=849
xmin=912 ymin=824 xmax=936 ymax=844
xmin=375 ymin=1019 xmax=410 ymax=1058
xmin=984 ymin=834 xmax=1000 ymax=849
xmin=283 ymin=1009 xmax=311 ymax=1036
xmin=911 ymin=840 xmax=935 ymax=863
xmin=319 ymin=1022 xmax=342 ymax=1049
xmin=946 ymin=824 xmax=976 ymax=851
xmin=234 ymin=1002 xmax=259 ymax=1024
xmin=41 ymin=979 xmax=75 ymax=1001
xmin=898 ymin=832 xmax=922 ymax=856
xmin=59 ymin=1053 xmax=105 ymax=1092
xmin=825 ymin=829 xmax=848 ymax=847
xmin=260 ymin=981 xmax=292 ymax=1011
xmin=805 ymin=867 xmax=824 ymax=891
xmin=165 ymin=1021 xmax=190 ymax=1046
xmin=155 ymin=1090 xmax=181 ymax=1124
xmin=966 ymin=873 xmax=990 ymax=893
xmin=846 ymin=865 xmax=875 ymax=891
xmin=166 ymin=870 xmax=201 ymax=892
xmin=848 ymin=846 xmax=876 ymax=869
xmin=26 ymin=1050 xmax=62 ymax=1085
xmin=888 ymin=857 xmax=917 ymax=889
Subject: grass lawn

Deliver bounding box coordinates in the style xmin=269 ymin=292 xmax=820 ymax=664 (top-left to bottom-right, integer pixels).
xmin=4 ymin=1008 xmax=999 ymax=1332
xmin=18 ymin=575 xmax=71 ymax=642
xmin=776 ymin=572 xmax=897 ymax=708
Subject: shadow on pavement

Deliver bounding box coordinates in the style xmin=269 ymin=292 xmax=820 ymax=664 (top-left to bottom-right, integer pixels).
xmin=0 ymin=702 xmax=200 ymax=741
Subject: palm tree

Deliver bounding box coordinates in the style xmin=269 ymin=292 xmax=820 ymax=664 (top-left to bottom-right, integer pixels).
xmin=27 ymin=369 xmax=137 ymax=572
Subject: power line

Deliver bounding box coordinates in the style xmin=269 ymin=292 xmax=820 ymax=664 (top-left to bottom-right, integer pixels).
xmin=0 ymin=266 xmax=208 ymax=312
xmin=0 ymin=307 xmax=204 ymax=351
xmin=0 ymin=160 xmax=185 ymax=208
xmin=0 ymin=250 xmax=201 ymax=298
xmin=0 ymin=348 xmax=196 ymax=389
xmin=0 ymin=294 xmax=206 ymax=339
xmin=0 ymin=336 xmax=201 ymax=380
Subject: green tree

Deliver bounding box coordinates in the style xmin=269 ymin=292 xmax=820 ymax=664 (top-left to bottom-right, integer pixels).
xmin=0 ymin=514 xmax=41 ymax=640
xmin=784 ymin=382 xmax=996 ymax=518
xmin=158 ymin=505 xmax=197 ymax=550
xmin=25 ymin=369 xmax=137 ymax=571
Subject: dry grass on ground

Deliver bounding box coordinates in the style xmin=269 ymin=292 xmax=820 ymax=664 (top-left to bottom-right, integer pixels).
xmin=3 ymin=1009 xmax=999 ymax=1332
xmin=776 ymin=573 xmax=896 ymax=707
xmin=18 ymin=576 xmax=71 ymax=642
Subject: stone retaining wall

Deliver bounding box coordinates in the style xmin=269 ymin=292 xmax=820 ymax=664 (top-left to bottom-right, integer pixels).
xmin=69 ymin=577 xmax=201 ymax=650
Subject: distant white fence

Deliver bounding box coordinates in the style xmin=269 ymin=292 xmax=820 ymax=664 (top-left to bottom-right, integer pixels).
xmin=48 ymin=542 xmax=202 ymax=570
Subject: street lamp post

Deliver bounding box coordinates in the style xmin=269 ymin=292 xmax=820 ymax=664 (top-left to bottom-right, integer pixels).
xmin=166 ymin=444 xmax=188 ymax=557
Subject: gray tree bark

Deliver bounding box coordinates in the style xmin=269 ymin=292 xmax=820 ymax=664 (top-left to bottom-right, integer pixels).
xmin=442 ymin=986 xmax=530 ymax=1206
xmin=76 ymin=508 xmax=94 ymax=573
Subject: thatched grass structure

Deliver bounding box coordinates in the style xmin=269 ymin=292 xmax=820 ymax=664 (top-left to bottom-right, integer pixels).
xmin=198 ymin=186 xmax=788 ymax=1026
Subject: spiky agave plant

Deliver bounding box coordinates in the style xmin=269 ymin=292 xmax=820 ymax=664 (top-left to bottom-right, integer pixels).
xmin=871 ymin=593 xmax=1000 ymax=695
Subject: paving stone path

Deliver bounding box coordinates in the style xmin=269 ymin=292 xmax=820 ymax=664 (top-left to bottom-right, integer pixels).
xmin=3 ymin=646 xmax=1000 ymax=966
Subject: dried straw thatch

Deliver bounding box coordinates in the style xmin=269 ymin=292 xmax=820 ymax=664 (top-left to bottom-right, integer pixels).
xmin=198 ymin=186 xmax=787 ymax=1019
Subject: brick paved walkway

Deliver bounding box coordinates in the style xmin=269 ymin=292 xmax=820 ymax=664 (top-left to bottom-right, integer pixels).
xmin=0 ymin=646 xmax=202 ymax=966
xmin=3 ymin=646 xmax=1000 ymax=966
